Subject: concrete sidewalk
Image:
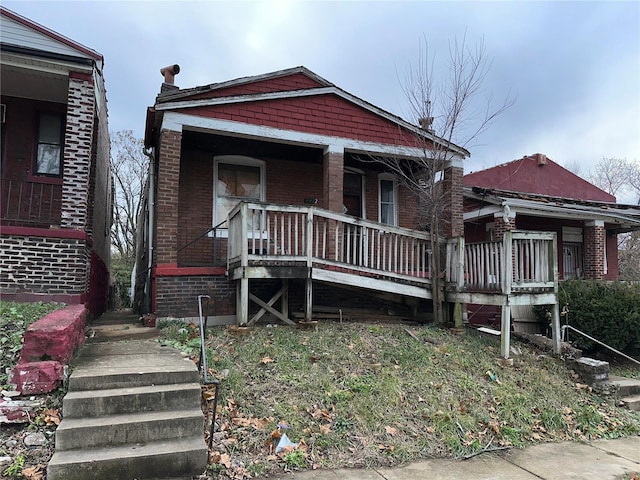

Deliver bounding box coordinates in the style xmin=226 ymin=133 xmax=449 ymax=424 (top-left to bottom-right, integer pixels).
xmin=273 ymin=436 xmax=640 ymax=480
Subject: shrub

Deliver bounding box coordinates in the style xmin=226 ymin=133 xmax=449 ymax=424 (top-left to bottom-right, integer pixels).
xmin=542 ymin=280 xmax=640 ymax=354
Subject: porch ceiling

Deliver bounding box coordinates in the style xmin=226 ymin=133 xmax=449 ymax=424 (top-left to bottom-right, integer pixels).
xmin=1 ymin=62 xmax=68 ymax=104
xmin=181 ymin=129 xmax=324 ymax=163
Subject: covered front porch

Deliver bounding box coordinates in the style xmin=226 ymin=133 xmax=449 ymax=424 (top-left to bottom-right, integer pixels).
xmin=224 ymin=201 xmax=560 ymax=357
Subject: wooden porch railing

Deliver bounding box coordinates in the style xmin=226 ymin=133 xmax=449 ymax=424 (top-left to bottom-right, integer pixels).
xmin=446 ymin=230 xmax=557 ymax=293
xmin=228 ymin=202 xmax=432 ymax=284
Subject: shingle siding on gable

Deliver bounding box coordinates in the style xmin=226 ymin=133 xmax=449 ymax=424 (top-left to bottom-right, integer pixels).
xmin=186 ymin=73 xmax=325 ymax=101
xmin=177 ymin=95 xmax=419 ymax=147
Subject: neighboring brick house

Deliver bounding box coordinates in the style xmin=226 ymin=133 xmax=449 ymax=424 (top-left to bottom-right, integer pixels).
xmin=139 ymin=66 xmax=468 ymax=322
xmin=0 ymin=7 xmax=111 ymax=315
xmin=463 ymin=154 xmax=640 ymax=328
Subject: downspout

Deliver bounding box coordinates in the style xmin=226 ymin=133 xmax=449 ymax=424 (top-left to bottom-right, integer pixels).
xmin=143 ymin=146 xmax=156 ymax=313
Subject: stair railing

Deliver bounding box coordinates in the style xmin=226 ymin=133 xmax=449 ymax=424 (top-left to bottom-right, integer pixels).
xmin=197 ymin=294 xmax=221 ymax=450
xmin=561 ymin=324 xmax=640 ymax=367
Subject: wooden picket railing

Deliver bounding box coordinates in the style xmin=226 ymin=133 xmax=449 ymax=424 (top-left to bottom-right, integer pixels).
xmin=228 ymin=202 xmax=432 ymax=284
xmin=446 ymin=230 xmax=557 ymax=293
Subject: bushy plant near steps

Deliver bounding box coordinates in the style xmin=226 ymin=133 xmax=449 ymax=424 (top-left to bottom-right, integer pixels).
xmin=537 ymin=281 xmax=640 ymax=354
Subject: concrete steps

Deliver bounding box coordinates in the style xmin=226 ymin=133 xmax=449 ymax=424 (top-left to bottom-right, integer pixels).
xmin=609 ymin=375 xmax=640 ymax=411
xmin=47 ymin=335 xmax=207 ymax=480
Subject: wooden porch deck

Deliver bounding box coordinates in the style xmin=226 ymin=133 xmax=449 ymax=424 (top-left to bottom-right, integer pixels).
xmin=227 ymin=202 xmax=561 ymax=357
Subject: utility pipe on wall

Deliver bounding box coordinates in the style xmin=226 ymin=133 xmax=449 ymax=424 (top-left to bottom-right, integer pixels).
xmin=143 ymin=146 xmax=155 ymax=313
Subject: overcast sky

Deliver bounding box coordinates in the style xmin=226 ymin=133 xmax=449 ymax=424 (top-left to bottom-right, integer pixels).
xmin=5 ymin=1 xmax=639 ymax=175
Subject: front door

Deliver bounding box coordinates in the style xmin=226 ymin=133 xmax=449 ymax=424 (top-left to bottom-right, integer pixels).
xmin=342 ymin=171 xmax=363 ymax=264
xmin=343 ymin=171 xmax=363 ymax=217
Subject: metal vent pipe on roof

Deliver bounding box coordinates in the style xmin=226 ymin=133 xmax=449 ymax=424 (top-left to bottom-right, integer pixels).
xmin=160 ymin=64 xmax=180 ymax=84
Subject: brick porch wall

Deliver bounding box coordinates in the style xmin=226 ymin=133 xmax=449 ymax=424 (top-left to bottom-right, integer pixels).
xmin=0 ymin=235 xmax=89 ymax=300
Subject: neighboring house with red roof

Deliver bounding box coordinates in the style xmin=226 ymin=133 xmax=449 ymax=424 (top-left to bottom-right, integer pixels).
xmin=464 ymin=154 xmax=640 ymax=281
xmin=462 ymin=153 xmax=640 ymax=329
xmin=0 ymin=7 xmax=111 ymax=315
xmin=138 ymin=66 xmax=468 ymax=322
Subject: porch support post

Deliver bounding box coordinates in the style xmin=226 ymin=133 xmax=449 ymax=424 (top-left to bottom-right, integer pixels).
xmin=61 ymin=73 xmax=95 ymax=231
xmin=236 ymin=277 xmax=249 ymax=326
xmin=551 ymin=302 xmax=561 ymax=355
xmin=441 ymin=157 xmax=464 ymax=238
xmin=323 ymin=145 xmax=344 ymax=213
xmin=281 ymin=279 xmax=289 ymax=321
xmin=551 ymin=231 xmax=561 ymax=355
xmin=155 ymin=128 xmax=183 ymax=265
xmin=583 ymin=220 xmax=606 ymax=280
xmin=501 ymin=230 xmax=513 ymax=359
xmin=304 ymin=277 xmax=313 ymax=322
xmin=501 ymin=304 xmax=511 ymax=359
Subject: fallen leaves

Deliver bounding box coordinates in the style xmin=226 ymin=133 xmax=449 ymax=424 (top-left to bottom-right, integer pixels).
xmin=21 ymin=466 xmax=44 ymax=480
xmin=385 ymin=425 xmax=399 ymax=436
xmin=41 ymin=408 xmax=60 ymax=426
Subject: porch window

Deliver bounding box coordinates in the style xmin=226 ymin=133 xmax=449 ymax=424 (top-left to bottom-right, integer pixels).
xmin=378 ymin=174 xmax=397 ymax=226
xmin=213 ymin=155 xmax=265 ymax=228
xmin=563 ymin=243 xmax=583 ymax=279
xmin=35 ymin=113 xmax=64 ymax=176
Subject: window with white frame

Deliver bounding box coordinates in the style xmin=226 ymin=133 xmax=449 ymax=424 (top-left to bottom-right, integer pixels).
xmin=213 ymin=155 xmax=265 ymax=228
xmin=378 ymin=173 xmax=397 ymax=226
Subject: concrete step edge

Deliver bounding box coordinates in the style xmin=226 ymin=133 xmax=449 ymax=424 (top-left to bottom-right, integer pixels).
xmin=62 ymin=383 xmax=202 ymax=418
xmin=55 ymin=409 xmax=204 ymax=450
xmin=68 ymin=368 xmax=200 ymax=391
xmin=47 ymin=435 xmax=207 ymax=480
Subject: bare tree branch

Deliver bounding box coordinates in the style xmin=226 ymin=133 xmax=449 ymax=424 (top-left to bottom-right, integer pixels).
xmin=110 ymin=130 xmax=148 ymax=260
xmin=369 ymin=34 xmax=514 ymax=323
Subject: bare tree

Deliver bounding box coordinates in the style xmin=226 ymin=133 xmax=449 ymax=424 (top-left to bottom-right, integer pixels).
xmin=371 ymin=35 xmax=513 ymax=324
xmin=587 ymin=157 xmax=640 ymax=280
xmin=111 ymin=130 xmax=148 ymax=259
xmin=587 ymin=157 xmax=637 ymax=199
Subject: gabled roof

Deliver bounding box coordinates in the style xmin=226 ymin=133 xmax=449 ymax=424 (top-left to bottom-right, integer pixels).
xmin=0 ymin=6 xmax=103 ymax=64
xmin=151 ymin=66 xmax=470 ymax=158
xmin=464 ymin=186 xmax=640 ymax=233
xmin=464 ymin=153 xmax=615 ymax=202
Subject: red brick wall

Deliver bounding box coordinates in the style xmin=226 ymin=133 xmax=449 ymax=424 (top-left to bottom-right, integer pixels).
xmin=155 ymin=274 xmax=236 ymax=318
xmin=178 ymin=94 xmax=420 ymax=147
xmin=156 ymin=129 xmax=182 ymax=265
xmin=188 ymin=73 xmax=324 ymax=101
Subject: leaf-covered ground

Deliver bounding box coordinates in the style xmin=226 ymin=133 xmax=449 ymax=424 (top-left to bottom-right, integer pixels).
xmin=1 ymin=302 xmax=65 ymax=479
xmin=160 ymin=321 xmax=640 ymax=479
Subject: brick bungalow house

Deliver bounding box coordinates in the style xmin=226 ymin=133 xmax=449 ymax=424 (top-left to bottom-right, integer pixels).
xmin=0 ymin=7 xmax=111 ymax=316
xmin=462 ymin=153 xmax=640 ymax=328
xmin=138 ymin=66 xmax=468 ymax=323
